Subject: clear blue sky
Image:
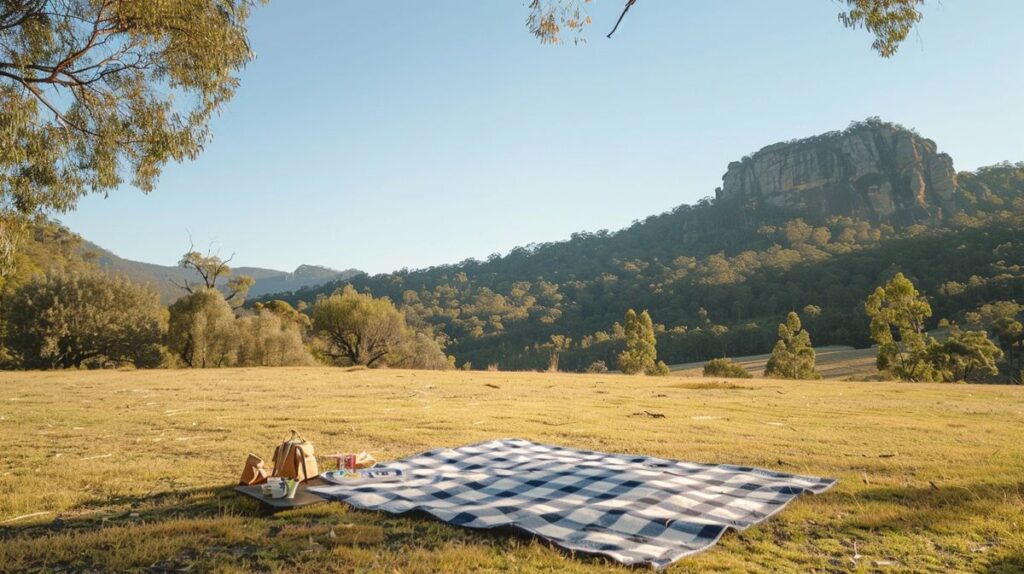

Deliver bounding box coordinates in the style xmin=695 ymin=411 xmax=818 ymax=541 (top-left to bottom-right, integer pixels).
xmin=60 ymin=1 xmax=1024 ymax=274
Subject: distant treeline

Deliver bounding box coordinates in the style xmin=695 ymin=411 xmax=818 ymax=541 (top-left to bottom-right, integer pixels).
xmin=0 ymin=228 xmax=448 ymax=371
xmin=3 ymin=163 xmax=1023 ymax=381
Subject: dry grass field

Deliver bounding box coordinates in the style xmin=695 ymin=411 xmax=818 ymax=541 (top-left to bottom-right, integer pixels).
xmin=669 ymin=346 xmax=880 ymax=380
xmin=0 ymin=368 xmax=1022 ymax=573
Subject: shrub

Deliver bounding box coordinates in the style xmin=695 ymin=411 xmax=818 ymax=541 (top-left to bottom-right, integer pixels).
xmin=586 ymin=360 xmax=608 ymax=373
xmin=236 ymin=310 xmax=315 ymax=367
xmin=644 ymin=360 xmax=670 ymax=376
xmin=391 ymin=332 xmax=448 ymax=370
xmin=703 ymin=357 xmax=753 ymax=378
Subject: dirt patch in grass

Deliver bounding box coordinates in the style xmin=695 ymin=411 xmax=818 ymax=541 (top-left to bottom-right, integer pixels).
xmin=670 ymin=380 xmax=753 ymax=390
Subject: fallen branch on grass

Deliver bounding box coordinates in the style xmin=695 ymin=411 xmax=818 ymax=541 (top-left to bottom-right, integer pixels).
xmin=0 ymin=511 xmax=51 ymax=525
xmin=630 ymin=410 xmax=665 ymax=419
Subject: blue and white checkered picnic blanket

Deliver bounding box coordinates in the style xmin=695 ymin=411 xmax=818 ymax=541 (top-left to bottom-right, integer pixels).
xmin=309 ymin=438 xmax=835 ymax=569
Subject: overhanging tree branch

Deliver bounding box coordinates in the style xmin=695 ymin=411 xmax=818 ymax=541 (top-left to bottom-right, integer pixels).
xmin=607 ymin=0 xmax=636 ymax=38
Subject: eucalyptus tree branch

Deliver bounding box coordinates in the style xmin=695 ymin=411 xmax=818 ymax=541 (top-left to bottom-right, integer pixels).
xmin=606 ymin=0 xmax=636 ymax=38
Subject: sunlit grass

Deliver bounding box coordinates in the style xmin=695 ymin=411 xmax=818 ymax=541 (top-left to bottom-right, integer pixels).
xmin=0 ymin=368 xmax=1022 ymax=572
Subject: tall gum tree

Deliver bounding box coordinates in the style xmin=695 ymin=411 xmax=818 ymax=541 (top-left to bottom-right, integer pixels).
xmin=0 ymin=0 xmax=264 ymax=272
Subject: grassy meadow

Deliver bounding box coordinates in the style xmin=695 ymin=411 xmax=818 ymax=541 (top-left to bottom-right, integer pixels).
xmin=0 ymin=368 xmax=1022 ymax=573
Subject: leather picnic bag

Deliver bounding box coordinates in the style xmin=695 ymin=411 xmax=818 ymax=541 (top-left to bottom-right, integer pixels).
xmin=239 ymin=453 xmax=269 ymax=486
xmin=271 ymin=430 xmax=319 ymax=482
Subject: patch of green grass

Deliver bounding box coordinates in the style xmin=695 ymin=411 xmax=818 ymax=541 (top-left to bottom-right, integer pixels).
xmin=0 ymin=368 xmax=1022 ymax=572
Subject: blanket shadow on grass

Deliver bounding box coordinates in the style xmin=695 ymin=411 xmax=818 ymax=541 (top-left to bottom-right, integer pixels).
xmin=295 ymin=503 xmax=654 ymax=570
xmin=836 ymin=481 xmax=1024 ymax=532
xmin=0 ymin=485 xmax=644 ymax=571
xmin=983 ymin=554 xmax=1024 ymax=574
xmin=828 ymin=481 xmax=1024 ymax=571
xmin=0 ymin=484 xmax=243 ymax=539
xmin=0 ymin=485 xmax=263 ymax=572
xmin=20 ymin=479 xmax=1020 ymax=571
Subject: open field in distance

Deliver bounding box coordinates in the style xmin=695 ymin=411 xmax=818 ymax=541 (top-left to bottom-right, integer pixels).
xmin=669 ymin=345 xmax=880 ymax=380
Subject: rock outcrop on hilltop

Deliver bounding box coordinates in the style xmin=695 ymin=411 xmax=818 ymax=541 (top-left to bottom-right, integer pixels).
xmin=715 ymin=119 xmax=959 ymax=225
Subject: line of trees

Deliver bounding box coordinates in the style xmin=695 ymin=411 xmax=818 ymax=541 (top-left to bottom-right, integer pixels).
xmin=2 ymin=218 xmax=1019 ymax=384
xmin=697 ymin=310 xmax=821 ymax=381
xmin=698 ymin=274 xmax=1013 ymax=383
xmin=0 ymin=245 xmax=450 ymax=371
xmin=2 ymin=242 xmax=1018 ymax=383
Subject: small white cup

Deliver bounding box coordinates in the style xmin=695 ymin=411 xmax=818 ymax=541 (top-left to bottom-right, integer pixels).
xmin=268 ymin=481 xmax=288 ymax=499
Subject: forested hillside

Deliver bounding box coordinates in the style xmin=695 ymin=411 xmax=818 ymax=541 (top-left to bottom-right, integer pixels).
xmin=269 ymin=122 xmax=1024 ymax=372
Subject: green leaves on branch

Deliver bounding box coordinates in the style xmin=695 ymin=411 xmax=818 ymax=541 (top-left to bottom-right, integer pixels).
xmin=530 ymin=1 xmax=925 ymax=57
xmin=838 ymin=0 xmax=925 ymax=58
xmin=527 ymin=0 xmax=593 ymax=45
xmin=0 ymin=0 xmax=263 ymax=270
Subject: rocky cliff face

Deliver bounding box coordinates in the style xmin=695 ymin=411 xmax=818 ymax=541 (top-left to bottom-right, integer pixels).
xmin=715 ymin=120 xmax=959 ymax=225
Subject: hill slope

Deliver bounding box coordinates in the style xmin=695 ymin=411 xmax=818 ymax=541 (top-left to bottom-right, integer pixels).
xmin=269 ymin=120 xmax=1024 ymax=370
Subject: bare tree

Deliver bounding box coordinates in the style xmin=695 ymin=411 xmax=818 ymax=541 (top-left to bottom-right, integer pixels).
xmin=172 ymin=239 xmax=254 ymax=305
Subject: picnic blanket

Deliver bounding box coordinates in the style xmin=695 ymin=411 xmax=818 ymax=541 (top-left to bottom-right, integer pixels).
xmin=308 ymin=439 xmax=835 ymax=569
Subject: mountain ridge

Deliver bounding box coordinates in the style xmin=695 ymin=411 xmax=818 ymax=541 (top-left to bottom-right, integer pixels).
xmin=83 ymin=241 xmax=361 ymax=303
